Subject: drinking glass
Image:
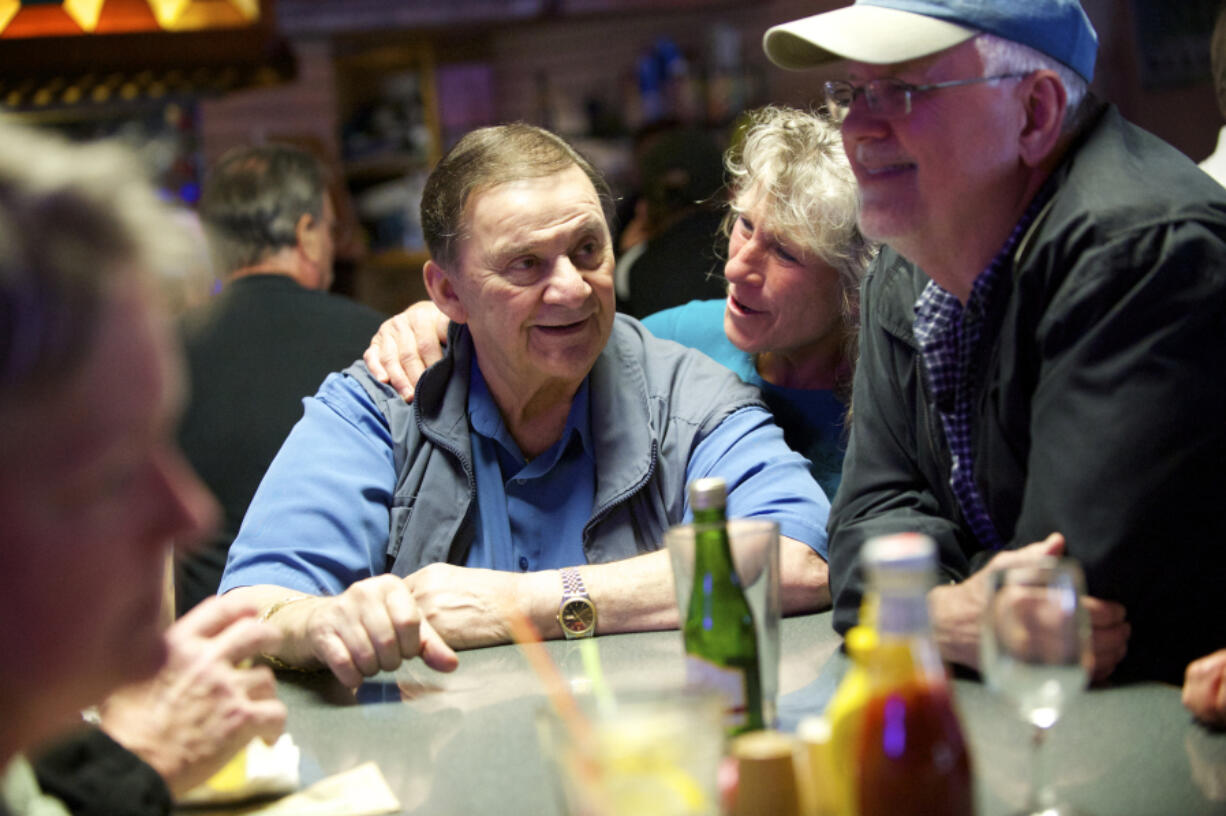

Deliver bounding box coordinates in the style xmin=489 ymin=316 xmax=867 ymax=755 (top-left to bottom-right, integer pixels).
xmin=536 ymin=689 xmax=725 ymax=816
xmin=980 ymin=558 xmax=1093 ymax=816
xmin=664 ymin=519 xmax=781 ymax=728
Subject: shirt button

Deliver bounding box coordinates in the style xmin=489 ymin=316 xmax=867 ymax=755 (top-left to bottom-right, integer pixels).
xmin=515 ymin=478 xmax=527 ymax=486
xmin=518 ymin=556 xmax=530 ymax=571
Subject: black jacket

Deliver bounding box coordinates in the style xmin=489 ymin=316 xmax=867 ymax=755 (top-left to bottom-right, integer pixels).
xmin=829 ymin=104 xmax=1226 ymax=684
xmin=33 ymin=728 xmax=170 ymax=816
xmin=176 ymin=274 xmax=385 ymax=613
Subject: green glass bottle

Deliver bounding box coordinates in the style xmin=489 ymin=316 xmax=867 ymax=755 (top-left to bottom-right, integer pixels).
xmin=682 ymin=476 xmax=764 ymax=734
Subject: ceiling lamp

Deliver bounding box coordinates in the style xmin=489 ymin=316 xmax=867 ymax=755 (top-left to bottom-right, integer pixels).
xmin=0 ymin=0 xmax=259 ymax=36
xmin=63 ymin=0 xmax=103 ymax=29
xmin=144 ymin=0 xmax=186 ymax=27
xmin=146 ymin=0 xmax=257 ymax=30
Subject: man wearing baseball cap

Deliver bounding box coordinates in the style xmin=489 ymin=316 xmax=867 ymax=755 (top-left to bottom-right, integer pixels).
xmin=763 ymin=0 xmax=1226 ymax=685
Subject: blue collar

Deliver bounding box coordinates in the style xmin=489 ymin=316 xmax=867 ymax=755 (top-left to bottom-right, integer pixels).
xmin=467 ymin=363 xmax=593 ymax=475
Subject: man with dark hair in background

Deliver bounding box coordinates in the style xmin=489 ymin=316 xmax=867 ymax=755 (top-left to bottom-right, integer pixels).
xmin=176 ymin=144 xmax=386 ymax=614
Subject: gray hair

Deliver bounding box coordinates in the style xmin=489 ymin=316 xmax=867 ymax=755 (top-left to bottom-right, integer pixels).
xmin=198 ymin=144 xmax=327 ymax=275
xmin=421 ymin=123 xmax=615 ymax=271
xmin=723 ymin=105 xmax=875 ymax=362
xmin=0 ymin=118 xmax=190 ymax=398
xmin=974 ymin=34 xmax=1090 ymax=133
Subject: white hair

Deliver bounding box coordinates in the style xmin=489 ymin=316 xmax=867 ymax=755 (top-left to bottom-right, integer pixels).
xmin=974 ymin=33 xmax=1089 ymax=132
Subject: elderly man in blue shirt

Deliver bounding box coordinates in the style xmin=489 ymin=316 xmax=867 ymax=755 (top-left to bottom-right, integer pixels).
xmin=219 ymin=123 xmax=830 ymax=688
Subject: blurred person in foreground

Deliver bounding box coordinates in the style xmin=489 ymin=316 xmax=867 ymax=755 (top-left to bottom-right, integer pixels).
xmin=0 ymin=121 xmax=292 ymax=815
xmin=176 ymin=144 xmax=385 ymax=615
xmin=218 ymin=123 xmax=830 ymax=688
xmin=366 ymin=106 xmax=874 ymax=502
xmin=763 ymin=0 xmax=1226 ymax=685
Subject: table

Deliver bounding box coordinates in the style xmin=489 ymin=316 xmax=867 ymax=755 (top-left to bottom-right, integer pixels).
xmin=269 ymin=612 xmax=1226 ymax=815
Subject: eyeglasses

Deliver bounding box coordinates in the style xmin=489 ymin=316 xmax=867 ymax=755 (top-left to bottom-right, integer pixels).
xmin=823 ymin=73 xmax=1030 ymax=121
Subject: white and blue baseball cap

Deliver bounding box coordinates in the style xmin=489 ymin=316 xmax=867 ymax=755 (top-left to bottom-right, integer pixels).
xmin=763 ymin=0 xmax=1098 ymax=83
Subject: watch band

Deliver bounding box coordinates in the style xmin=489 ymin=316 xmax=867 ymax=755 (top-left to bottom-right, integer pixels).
xmin=557 ymin=567 xmax=596 ymax=639
xmin=561 ymin=566 xmax=587 ymax=599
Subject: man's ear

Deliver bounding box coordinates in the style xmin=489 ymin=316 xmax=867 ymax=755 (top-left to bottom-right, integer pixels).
xmin=423 ymin=259 xmax=468 ymax=324
xmin=1018 ymin=70 xmax=1067 ymax=168
xmin=296 ymin=212 xmax=324 ymax=264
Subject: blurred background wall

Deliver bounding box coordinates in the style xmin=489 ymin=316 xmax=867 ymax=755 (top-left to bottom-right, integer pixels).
xmin=1 ymin=0 xmax=1217 ymax=313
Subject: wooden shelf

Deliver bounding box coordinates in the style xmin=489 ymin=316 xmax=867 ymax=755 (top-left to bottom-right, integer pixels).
xmin=354 ymin=250 xmax=430 ymax=315
xmin=334 ymin=42 xmax=441 ymax=167
xmin=343 ymin=151 xmax=430 ymax=183
xmin=365 ymin=248 xmax=429 ymax=271
xmin=335 ymin=41 xmax=441 ymax=315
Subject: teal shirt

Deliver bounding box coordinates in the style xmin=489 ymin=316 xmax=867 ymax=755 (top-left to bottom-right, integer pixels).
xmin=643 ymin=299 xmax=847 ymax=499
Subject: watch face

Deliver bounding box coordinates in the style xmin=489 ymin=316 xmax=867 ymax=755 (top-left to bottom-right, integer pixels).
xmin=560 ymin=598 xmax=596 ymax=634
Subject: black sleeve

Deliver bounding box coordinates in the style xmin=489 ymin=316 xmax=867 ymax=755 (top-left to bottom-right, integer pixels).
xmin=1007 ymin=220 xmax=1226 ymax=683
xmin=32 ymin=727 xmax=171 ymax=816
xmin=828 ymin=258 xmax=971 ymax=635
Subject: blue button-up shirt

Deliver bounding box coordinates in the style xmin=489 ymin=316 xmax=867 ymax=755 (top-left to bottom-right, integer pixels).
xmin=219 ymin=366 xmax=830 ymax=597
xmin=466 ymin=364 xmax=594 ymax=572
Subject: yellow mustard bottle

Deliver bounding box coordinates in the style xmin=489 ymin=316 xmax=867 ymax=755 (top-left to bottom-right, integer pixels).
xmin=823 ymin=590 xmax=879 ymax=816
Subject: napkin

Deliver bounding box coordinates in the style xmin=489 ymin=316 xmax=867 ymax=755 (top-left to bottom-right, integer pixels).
xmin=177 ymin=733 xmax=300 ymax=806
xmin=225 ymin=762 xmax=400 ymax=816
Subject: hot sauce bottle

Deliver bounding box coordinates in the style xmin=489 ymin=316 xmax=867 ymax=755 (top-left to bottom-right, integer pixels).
xmin=852 ymin=533 xmax=974 ymax=816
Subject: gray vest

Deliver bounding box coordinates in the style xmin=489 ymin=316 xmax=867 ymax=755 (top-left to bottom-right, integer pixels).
xmin=346 ymin=314 xmax=764 ymax=574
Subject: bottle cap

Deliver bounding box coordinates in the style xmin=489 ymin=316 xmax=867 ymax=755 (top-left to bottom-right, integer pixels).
xmin=862 ymin=533 xmax=936 ymax=592
xmin=689 ymin=476 xmax=727 ymax=511
xmin=844 ymin=624 xmax=878 ymax=658
xmin=795 ymin=716 xmax=836 ymax=816
xmin=729 ymin=730 xmax=802 ymax=816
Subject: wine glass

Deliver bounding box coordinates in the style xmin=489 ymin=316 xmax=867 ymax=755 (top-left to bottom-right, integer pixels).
xmin=980 ymin=558 xmax=1093 ymax=816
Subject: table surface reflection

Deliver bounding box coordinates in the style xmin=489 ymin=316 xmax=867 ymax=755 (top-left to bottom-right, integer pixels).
xmin=259 ymin=613 xmax=1226 ymax=815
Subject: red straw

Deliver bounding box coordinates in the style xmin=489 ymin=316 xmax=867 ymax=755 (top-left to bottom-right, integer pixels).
xmin=503 ymin=605 xmax=596 ymax=751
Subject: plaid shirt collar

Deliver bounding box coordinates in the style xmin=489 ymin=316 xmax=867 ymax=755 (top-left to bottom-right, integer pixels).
xmin=912 ymin=186 xmax=1054 ymax=549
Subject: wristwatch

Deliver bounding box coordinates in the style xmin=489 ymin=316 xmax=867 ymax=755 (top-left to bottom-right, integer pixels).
xmin=557 ymin=567 xmax=597 ymax=639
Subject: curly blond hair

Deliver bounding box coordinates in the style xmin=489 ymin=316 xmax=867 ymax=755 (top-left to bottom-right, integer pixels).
xmin=722 ymin=106 xmax=875 ymax=381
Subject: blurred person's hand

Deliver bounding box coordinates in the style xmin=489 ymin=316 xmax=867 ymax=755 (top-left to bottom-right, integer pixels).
xmin=363 ymin=301 xmax=450 ymax=402
xmin=98 ymin=594 xmax=287 ymax=796
xmin=929 ymin=533 xmax=1129 ymax=682
xmin=1184 ymin=648 xmax=1226 ymax=728
xmin=270 ymin=575 xmax=459 ymax=689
